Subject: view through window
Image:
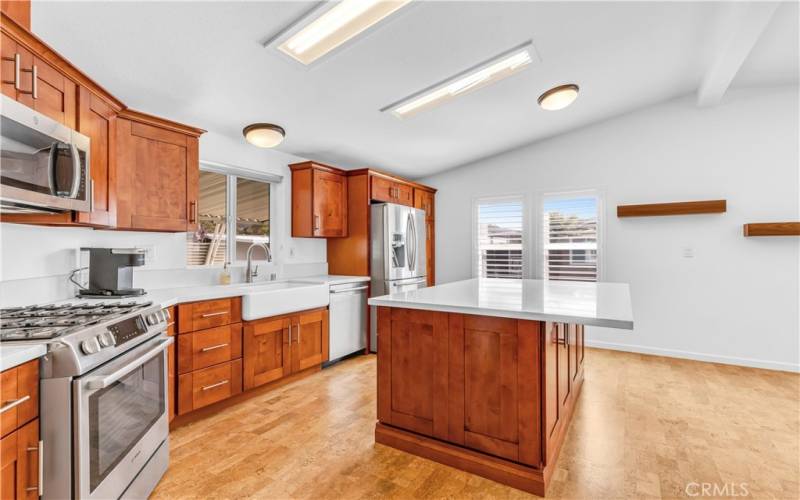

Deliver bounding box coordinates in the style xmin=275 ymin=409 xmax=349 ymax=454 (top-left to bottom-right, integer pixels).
xmin=475 ymin=197 xmax=524 ymax=279
xmin=187 ymin=171 xmax=270 ymax=266
xmin=542 ymin=193 xmax=599 ymax=282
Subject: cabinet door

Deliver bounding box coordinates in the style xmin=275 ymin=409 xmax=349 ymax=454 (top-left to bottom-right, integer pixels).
xmin=243 ymin=317 xmax=291 ymax=390
xmin=394 ymin=183 xmax=413 ymax=206
xmin=75 ymin=87 xmax=116 ymax=226
xmin=413 ymin=189 xmax=435 ymax=219
xmin=449 ymin=315 xmax=541 ymax=466
xmin=543 ymin=322 xmax=559 ymax=444
xmin=312 ymin=169 xmax=347 ymax=237
xmin=425 ymin=220 xmax=435 ymax=286
xmin=17 ymin=420 xmax=38 ymax=500
xmin=371 ymin=176 xmax=394 ymax=203
xmin=569 ymin=324 xmax=580 ymax=382
xmin=377 ymin=307 xmax=449 ymax=440
xmin=31 ymin=55 xmax=76 ymax=128
xmin=291 ymin=309 xmax=329 ymax=372
xmin=0 ymin=430 xmax=19 ymax=498
xmin=557 ymin=323 xmax=570 ymax=408
xmin=116 ymin=118 xmax=193 ymax=231
xmin=1 ymin=33 xmax=17 ymax=100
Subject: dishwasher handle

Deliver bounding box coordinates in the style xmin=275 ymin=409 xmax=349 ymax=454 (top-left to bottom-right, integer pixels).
xmin=330 ymin=285 xmax=368 ymax=295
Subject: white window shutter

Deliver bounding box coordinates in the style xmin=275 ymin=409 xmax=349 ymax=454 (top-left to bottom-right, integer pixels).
xmin=475 ymin=197 xmax=524 ymax=279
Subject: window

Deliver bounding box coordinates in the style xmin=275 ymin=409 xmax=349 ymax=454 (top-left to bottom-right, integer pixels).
xmin=542 ymin=192 xmax=599 ymax=282
xmin=187 ymin=167 xmax=271 ymax=266
xmin=475 ymin=196 xmax=525 ymax=279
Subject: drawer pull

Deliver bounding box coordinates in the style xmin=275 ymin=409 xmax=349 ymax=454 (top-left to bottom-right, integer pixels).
xmin=200 ymin=311 xmax=228 ymax=318
xmin=166 ymin=321 xmax=175 ymax=328
xmin=200 ymin=343 xmax=228 ymax=352
xmin=201 ymin=380 xmax=229 ymax=391
xmin=25 ymin=440 xmax=43 ymax=495
xmin=0 ymin=395 xmax=30 ymax=414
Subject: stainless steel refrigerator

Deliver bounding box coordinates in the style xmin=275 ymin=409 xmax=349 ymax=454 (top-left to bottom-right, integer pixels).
xmin=370 ymin=203 xmax=427 ymax=351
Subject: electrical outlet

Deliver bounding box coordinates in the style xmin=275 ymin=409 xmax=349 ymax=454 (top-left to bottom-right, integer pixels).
xmin=682 ymin=247 xmax=694 ymax=258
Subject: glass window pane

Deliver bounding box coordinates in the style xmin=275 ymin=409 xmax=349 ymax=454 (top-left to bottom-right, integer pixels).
xmin=542 ymin=194 xmax=599 ymax=282
xmin=187 ymin=171 xmax=227 ymax=265
xmin=235 ymin=178 xmax=270 ymax=261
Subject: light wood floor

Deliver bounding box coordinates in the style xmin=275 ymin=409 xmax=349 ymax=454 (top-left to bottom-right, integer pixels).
xmin=151 ymin=349 xmax=799 ymax=499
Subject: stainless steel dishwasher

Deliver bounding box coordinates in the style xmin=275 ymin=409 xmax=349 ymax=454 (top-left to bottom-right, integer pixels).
xmin=327 ymin=281 xmax=368 ymax=362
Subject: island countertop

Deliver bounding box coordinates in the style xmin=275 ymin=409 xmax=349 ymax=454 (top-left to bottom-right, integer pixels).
xmin=368 ymin=278 xmax=633 ymax=329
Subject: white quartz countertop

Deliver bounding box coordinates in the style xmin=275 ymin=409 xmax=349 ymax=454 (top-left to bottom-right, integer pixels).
xmin=368 ymin=278 xmax=634 ymax=329
xmin=293 ymin=275 xmax=370 ymax=286
xmin=1 ymin=344 xmax=46 ymax=371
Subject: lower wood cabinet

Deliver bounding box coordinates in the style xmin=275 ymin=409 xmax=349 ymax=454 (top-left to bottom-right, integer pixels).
xmin=243 ymin=308 xmax=329 ymax=390
xmin=0 ymin=419 xmax=39 ymax=500
xmin=177 ymin=359 xmax=243 ymax=414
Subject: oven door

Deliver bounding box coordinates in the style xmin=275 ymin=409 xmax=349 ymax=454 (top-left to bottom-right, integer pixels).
xmin=0 ymin=95 xmax=90 ymax=213
xmin=72 ymin=336 xmax=172 ymax=500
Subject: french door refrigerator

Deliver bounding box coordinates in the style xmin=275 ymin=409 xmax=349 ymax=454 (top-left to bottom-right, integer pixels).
xmin=369 ymin=203 xmax=427 ymax=351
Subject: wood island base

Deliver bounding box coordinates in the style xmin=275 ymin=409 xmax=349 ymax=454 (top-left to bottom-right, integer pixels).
xmin=374 ymin=306 xmax=586 ymax=497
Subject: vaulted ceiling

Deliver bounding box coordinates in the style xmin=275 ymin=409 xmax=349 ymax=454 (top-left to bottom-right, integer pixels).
xmin=32 ymin=1 xmax=798 ymax=178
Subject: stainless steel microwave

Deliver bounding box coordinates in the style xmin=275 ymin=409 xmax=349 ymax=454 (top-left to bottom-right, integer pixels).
xmin=1 ymin=95 xmax=91 ymax=213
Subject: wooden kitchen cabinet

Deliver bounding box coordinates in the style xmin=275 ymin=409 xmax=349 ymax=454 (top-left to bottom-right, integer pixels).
xmin=1 ymin=360 xmax=38 ymax=439
xmin=176 ymin=298 xmax=243 ymax=416
xmin=414 ymin=188 xmax=436 ymax=285
xmin=290 ymin=162 xmax=348 ymax=238
xmin=371 ymin=175 xmax=413 ymax=206
xmin=243 ymin=307 xmax=329 ymax=390
xmin=0 ymin=419 xmax=39 ymax=500
xmin=116 ymin=111 xmax=204 ymax=232
xmin=413 ymin=188 xmax=435 ymax=219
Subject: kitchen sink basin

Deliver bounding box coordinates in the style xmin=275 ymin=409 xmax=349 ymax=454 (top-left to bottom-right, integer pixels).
xmin=238 ymin=281 xmax=329 ymax=321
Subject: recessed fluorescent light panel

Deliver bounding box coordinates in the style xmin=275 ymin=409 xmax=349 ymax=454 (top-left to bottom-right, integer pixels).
xmin=278 ymin=0 xmax=412 ymax=65
xmin=383 ymin=41 xmax=538 ymax=118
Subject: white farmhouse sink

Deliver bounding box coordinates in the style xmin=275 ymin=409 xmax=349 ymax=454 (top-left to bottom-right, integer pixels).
xmin=237 ymin=281 xmax=329 ymax=321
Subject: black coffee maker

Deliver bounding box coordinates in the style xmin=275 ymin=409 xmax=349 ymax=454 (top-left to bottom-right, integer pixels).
xmin=78 ymin=248 xmax=146 ymax=297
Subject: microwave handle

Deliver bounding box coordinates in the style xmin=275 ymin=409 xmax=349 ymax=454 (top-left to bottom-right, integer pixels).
xmin=69 ymin=143 xmax=82 ymax=199
xmin=46 ymin=143 xmax=58 ymax=196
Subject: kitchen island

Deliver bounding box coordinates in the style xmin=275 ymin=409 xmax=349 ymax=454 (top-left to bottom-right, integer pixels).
xmin=368 ymin=278 xmax=633 ymax=496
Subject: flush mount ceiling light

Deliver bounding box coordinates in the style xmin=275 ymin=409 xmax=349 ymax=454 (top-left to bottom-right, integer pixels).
xmin=382 ymin=41 xmax=538 ymax=118
xmin=538 ymin=84 xmax=579 ymax=111
xmin=275 ymin=0 xmax=412 ymax=65
xmin=243 ymin=123 xmax=285 ymax=148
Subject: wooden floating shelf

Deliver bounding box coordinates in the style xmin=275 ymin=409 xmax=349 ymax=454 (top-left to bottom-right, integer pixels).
xmin=617 ymin=200 xmax=727 ymax=218
xmin=743 ymin=222 xmax=800 ymax=237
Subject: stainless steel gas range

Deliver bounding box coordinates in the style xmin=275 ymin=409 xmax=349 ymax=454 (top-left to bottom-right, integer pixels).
xmin=0 ymin=300 xmax=172 ymax=499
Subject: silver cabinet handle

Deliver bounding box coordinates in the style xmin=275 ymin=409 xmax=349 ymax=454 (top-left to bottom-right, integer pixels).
xmin=166 ymin=321 xmax=175 ymax=329
xmin=288 ymin=322 xmax=292 ymax=344
xmin=201 ymin=380 xmax=229 ymax=391
xmin=200 ymin=311 xmax=228 ymax=318
xmin=200 ymin=343 xmax=228 ymax=352
xmin=314 ymin=214 xmax=320 ymax=232
xmin=296 ymin=323 xmax=301 ymax=344
xmin=32 ymin=65 xmax=37 ymax=99
xmin=0 ymin=395 xmax=30 ymax=414
xmin=330 ymin=285 xmax=369 ymax=294
xmin=25 ymin=440 xmax=43 ymax=495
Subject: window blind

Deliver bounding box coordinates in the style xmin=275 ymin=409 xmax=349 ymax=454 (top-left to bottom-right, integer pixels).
xmin=475 ymin=197 xmax=524 ymax=279
xmin=542 ymin=194 xmax=599 ymax=282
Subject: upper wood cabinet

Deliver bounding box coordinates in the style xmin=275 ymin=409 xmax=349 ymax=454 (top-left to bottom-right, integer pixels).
xmin=414 ymin=188 xmax=436 ymax=285
xmin=0 ymin=1 xmax=29 ymax=30
xmin=290 ymin=162 xmax=348 ymax=238
xmin=371 ymin=175 xmax=413 ymax=206
xmin=75 ymin=86 xmax=117 ymax=226
xmin=115 ymin=110 xmax=204 ymax=232
xmin=413 ymin=188 xmax=435 ymax=220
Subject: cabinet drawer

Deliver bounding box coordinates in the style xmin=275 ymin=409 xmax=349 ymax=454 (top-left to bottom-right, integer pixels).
xmin=177 ymin=323 xmax=242 ymax=374
xmin=178 ymin=297 xmax=241 ymax=333
xmin=178 ymin=359 xmax=242 ymax=414
xmin=1 ymin=360 xmax=38 ymax=438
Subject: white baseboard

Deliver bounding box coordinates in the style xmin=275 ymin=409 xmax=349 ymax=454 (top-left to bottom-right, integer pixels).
xmin=585 ymin=339 xmax=800 ymax=373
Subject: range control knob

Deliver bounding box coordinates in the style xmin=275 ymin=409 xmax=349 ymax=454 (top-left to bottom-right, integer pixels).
xmin=146 ymin=314 xmax=158 ymax=326
xmin=98 ymin=332 xmax=116 ymax=348
xmin=80 ymin=338 xmax=101 ymax=355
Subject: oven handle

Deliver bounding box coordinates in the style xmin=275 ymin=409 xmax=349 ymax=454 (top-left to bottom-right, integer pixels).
xmin=84 ymin=337 xmax=173 ymax=390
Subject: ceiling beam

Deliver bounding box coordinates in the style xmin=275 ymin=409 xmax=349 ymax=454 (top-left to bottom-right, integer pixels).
xmin=697 ymin=1 xmax=781 ymax=107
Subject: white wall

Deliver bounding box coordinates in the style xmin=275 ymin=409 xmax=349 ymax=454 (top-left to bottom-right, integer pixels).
xmin=0 ymin=130 xmax=327 ymax=306
xmin=422 ymin=86 xmax=800 ymax=372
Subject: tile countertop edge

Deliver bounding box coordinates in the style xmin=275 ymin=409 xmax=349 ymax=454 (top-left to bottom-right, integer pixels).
xmin=1 ymin=344 xmax=47 ymax=371
xmin=367 ymin=298 xmax=634 ymax=330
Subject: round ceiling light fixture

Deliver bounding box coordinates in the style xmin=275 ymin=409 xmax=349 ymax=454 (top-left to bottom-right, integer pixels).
xmin=243 ymin=123 xmax=286 ymax=148
xmin=538 ymin=84 xmax=579 ymax=111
